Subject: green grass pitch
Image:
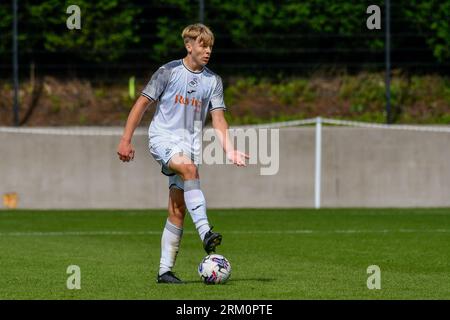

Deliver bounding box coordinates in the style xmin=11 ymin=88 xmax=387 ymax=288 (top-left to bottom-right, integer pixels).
xmin=0 ymin=208 xmax=449 ymax=299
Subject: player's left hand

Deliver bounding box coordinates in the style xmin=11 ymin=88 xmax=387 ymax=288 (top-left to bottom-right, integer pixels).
xmin=226 ymin=150 xmax=249 ymax=167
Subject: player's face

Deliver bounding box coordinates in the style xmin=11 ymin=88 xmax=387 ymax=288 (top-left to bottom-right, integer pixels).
xmin=188 ymin=38 xmax=212 ymax=67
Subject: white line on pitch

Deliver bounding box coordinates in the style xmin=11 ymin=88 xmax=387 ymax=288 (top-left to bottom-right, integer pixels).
xmin=0 ymin=229 xmax=450 ymax=237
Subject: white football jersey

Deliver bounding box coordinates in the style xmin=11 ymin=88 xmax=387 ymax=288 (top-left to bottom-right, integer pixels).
xmin=142 ymin=59 xmax=226 ymax=157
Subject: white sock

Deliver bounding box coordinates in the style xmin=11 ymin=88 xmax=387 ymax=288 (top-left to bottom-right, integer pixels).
xmin=159 ymin=219 xmax=183 ymax=276
xmin=184 ymin=179 xmax=210 ymax=241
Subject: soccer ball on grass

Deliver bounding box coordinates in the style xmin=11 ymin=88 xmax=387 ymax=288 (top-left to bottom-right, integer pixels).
xmin=198 ymin=254 xmax=231 ymax=284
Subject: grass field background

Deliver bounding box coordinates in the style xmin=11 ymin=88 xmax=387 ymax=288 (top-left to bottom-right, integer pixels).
xmin=0 ymin=208 xmax=449 ymax=299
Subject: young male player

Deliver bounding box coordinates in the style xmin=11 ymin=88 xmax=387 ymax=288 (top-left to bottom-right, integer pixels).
xmin=117 ymin=24 xmax=248 ymax=284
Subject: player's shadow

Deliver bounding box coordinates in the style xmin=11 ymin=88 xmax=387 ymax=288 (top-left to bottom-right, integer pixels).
xmin=227 ymin=277 xmax=276 ymax=283
xmin=183 ymin=277 xmax=275 ymax=284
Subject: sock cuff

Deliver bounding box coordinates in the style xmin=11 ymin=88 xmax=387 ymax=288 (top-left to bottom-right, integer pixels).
xmin=165 ymin=219 xmax=183 ymax=236
xmin=184 ymin=179 xmax=200 ymax=191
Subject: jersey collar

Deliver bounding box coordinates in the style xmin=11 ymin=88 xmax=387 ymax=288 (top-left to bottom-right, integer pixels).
xmin=181 ymin=59 xmax=204 ymax=74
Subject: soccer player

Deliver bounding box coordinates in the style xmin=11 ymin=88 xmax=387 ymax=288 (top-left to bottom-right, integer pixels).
xmin=117 ymin=24 xmax=249 ymax=284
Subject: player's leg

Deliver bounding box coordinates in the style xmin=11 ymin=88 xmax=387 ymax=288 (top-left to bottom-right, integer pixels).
xmin=157 ymin=186 xmax=186 ymax=284
xmin=168 ymin=153 xmax=222 ymax=254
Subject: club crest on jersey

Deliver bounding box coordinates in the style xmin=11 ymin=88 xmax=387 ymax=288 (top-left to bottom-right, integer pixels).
xmin=188 ymin=77 xmax=199 ymax=88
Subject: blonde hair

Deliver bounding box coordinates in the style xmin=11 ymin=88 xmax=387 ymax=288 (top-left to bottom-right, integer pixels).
xmin=182 ymin=23 xmax=214 ymax=47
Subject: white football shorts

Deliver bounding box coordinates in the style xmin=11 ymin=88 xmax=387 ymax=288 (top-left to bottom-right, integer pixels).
xmin=148 ymin=137 xmax=196 ymax=191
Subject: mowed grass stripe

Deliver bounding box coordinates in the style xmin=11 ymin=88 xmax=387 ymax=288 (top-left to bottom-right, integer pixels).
xmin=1 ymin=229 xmax=450 ymax=237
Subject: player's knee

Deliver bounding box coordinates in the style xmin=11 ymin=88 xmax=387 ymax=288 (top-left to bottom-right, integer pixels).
xmin=181 ymin=164 xmax=197 ymax=180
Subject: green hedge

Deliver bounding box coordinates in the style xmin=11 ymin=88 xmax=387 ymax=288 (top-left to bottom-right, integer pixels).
xmin=223 ymin=73 xmax=450 ymax=125
xmin=1 ymin=73 xmax=448 ymax=126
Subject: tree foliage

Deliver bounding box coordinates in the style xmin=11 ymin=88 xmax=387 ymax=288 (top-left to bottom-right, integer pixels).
xmin=403 ymin=0 xmax=450 ymax=63
xmin=0 ymin=0 xmax=140 ymax=62
xmin=0 ymin=0 xmax=448 ymax=66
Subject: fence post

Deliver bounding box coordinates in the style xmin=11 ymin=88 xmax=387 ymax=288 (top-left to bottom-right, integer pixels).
xmin=315 ymin=117 xmax=322 ymax=209
xmin=199 ymin=0 xmax=204 ymax=23
xmin=12 ymin=0 xmax=19 ymax=126
xmin=385 ymin=0 xmax=391 ymax=124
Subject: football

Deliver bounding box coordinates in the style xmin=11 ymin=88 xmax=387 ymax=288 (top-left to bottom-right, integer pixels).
xmin=198 ymin=254 xmax=231 ymax=284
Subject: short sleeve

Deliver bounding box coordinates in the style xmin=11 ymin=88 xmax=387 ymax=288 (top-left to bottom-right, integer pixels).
xmin=141 ymin=67 xmax=171 ymax=101
xmin=209 ymin=76 xmax=226 ymax=111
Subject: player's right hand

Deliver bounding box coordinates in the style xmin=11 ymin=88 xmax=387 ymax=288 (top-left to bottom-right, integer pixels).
xmin=117 ymin=139 xmax=135 ymax=162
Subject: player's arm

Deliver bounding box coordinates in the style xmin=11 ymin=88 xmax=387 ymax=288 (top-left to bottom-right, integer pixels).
xmin=117 ymin=95 xmax=154 ymax=162
xmin=211 ymin=109 xmax=249 ymax=167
